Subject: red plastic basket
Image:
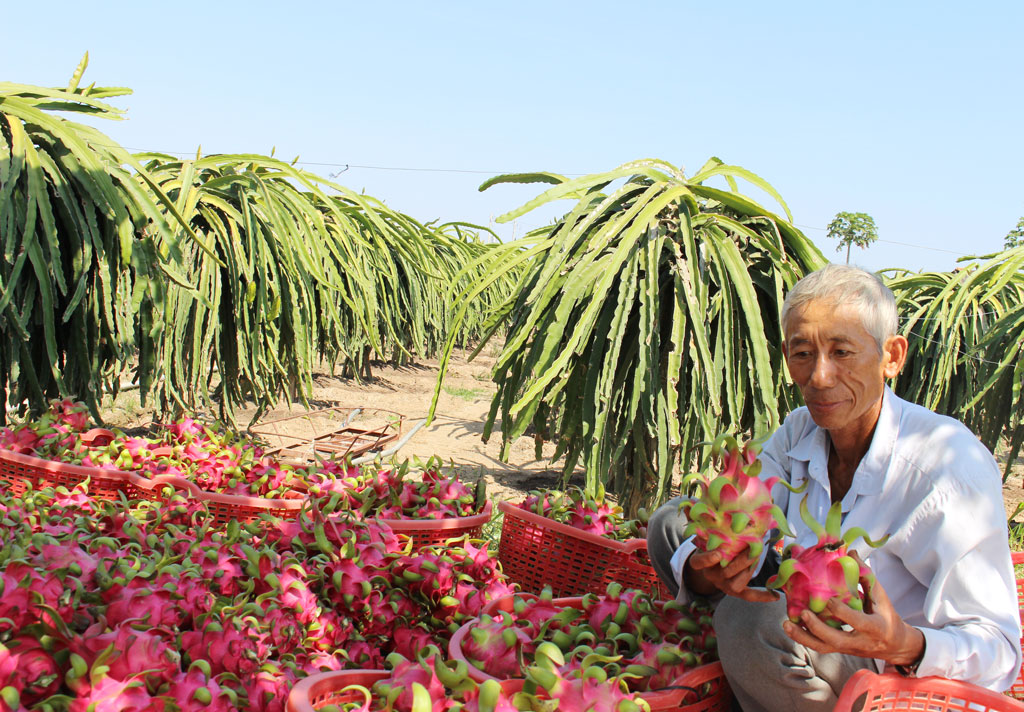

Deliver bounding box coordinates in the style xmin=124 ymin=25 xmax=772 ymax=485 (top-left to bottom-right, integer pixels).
xmin=377 ymin=500 xmax=493 ymax=550
xmin=0 ymin=429 xmax=127 ymax=500
xmin=286 ymin=670 xmax=388 ymax=712
xmin=497 ymin=501 xmax=668 ymax=598
xmin=1008 ymin=551 xmax=1024 ymax=700
xmin=0 ymin=436 xmax=306 ymax=524
xmin=450 ymin=594 xmax=731 ymax=712
xmin=835 ymin=670 xmax=1024 ymax=712
xmin=131 ymin=473 xmax=306 ymax=525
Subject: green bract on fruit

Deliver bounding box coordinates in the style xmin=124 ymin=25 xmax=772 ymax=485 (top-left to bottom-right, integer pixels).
xmin=679 ymin=434 xmax=804 ymax=566
xmin=766 ymin=496 xmax=889 ymax=626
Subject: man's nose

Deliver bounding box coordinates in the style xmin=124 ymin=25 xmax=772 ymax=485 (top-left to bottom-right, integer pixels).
xmin=809 ymin=354 xmax=835 ymax=388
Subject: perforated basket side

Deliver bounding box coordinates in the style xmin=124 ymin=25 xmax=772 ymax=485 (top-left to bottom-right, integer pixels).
xmin=606 ymin=545 xmax=671 ymax=600
xmin=497 ymin=501 xmax=622 ymax=597
xmin=642 ymin=661 xmax=732 ymax=712
xmin=0 ymin=448 xmax=130 ymax=500
xmin=835 ymin=670 xmax=1024 ymax=712
xmin=129 ymin=474 xmax=305 ymax=525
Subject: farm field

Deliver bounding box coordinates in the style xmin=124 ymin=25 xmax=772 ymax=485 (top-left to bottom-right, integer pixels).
xmin=100 ymin=343 xmax=581 ymax=507
xmin=99 ymin=344 xmax=1024 ymax=523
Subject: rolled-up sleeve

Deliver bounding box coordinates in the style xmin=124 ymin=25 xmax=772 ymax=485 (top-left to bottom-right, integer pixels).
xmin=889 ymin=464 xmax=1021 ymax=690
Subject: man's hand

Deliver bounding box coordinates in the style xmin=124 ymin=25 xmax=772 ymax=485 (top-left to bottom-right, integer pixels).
xmin=685 ymin=548 xmax=779 ymax=603
xmin=782 ymin=552 xmax=925 ymax=667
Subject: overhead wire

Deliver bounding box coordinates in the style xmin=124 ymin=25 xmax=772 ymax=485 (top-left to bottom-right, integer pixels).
xmin=92 ymin=143 xmax=1005 ymax=257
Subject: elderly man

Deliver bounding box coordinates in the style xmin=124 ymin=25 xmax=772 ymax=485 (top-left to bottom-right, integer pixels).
xmin=647 ymin=264 xmax=1021 ymax=711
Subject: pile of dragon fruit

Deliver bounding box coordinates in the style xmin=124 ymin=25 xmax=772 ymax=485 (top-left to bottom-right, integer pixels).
xmin=516 ymin=486 xmax=649 ymax=541
xmin=325 ymin=645 xmax=650 ymax=712
xmin=307 ymin=457 xmax=485 ymax=520
xmin=0 ymin=481 xmax=515 ymax=712
xmin=0 ymin=401 xmax=487 ymax=519
xmin=457 ymin=584 xmax=716 ymax=694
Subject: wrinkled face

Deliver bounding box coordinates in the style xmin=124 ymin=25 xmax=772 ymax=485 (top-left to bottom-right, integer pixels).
xmin=783 ymin=300 xmax=906 ymax=442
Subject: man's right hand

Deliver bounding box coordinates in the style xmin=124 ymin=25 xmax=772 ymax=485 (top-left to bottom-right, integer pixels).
xmin=684 ymin=548 xmax=780 ymax=602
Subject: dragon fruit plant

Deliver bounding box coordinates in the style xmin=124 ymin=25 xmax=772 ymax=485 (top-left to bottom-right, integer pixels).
xmin=457 ymin=583 xmax=716 ymax=696
xmin=766 ymin=496 xmax=889 ymax=627
xmin=516 ymin=485 xmax=648 ymax=541
xmin=678 ymin=433 xmax=804 ymax=566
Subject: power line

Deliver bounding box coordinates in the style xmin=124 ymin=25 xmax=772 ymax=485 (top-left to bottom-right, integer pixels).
xmin=87 ymin=145 xmax=1015 ymax=256
xmin=793 ymin=223 xmax=978 ymax=258
xmin=905 ymin=329 xmax=1006 ymax=366
xmin=120 ymin=146 xmax=589 ymax=177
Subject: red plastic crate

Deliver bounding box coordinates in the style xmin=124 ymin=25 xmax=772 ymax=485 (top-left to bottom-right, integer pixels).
xmin=835 ymin=670 xmax=1024 ymax=712
xmin=131 ymin=473 xmax=305 ymax=525
xmin=497 ymin=500 xmax=667 ymax=598
xmin=0 ymin=429 xmax=127 ymax=500
xmin=379 ymin=500 xmax=492 ymax=550
xmin=452 ymin=594 xmax=730 ymax=712
xmin=0 ymin=433 xmax=306 ymax=524
xmin=1009 ymin=551 xmax=1024 ymax=700
xmin=287 ymin=670 xmax=388 ymax=712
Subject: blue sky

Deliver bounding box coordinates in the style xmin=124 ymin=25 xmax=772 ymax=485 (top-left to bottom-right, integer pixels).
xmin=5 ymin=1 xmax=1022 ymax=272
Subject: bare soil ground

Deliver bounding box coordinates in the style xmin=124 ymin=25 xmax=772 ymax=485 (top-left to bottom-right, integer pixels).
xmin=101 ymin=344 xmax=578 ymax=507
xmin=101 ymin=346 xmax=1024 ymax=521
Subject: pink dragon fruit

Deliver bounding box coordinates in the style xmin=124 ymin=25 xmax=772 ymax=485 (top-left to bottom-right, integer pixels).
xmin=766 ymin=496 xmax=888 ymax=626
xmin=67 ymin=675 xmax=166 ymax=712
xmin=372 ymin=651 xmax=448 ymax=711
xmin=627 ymin=641 xmax=700 ymax=691
xmin=102 ymin=579 xmax=186 ymax=628
xmin=459 ymin=679 xmax=520 ymax=712
xmin=679 ymin=433 xmax=803 ymax=565
xmin=67 ymin=622 xmax=180 ymax=690
xmin=522 ymin=643 xmax=646 ymax=712
xmin=0 ymin=637 xmax=60 ymax=706
xmin=166 ymin=668 xmax=236 ymax=712
xmin=179 ymin=618 xmax=267 ymax=677
xmin=566 ymin=487 xmax=621 ymax=537
xmin=460 ymin=613 xmax=534 ymax=678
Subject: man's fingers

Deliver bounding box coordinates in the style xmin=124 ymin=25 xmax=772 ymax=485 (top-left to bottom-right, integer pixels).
xmin=721 ymin=553 xmax=759 ymax=578
xmin=822 ymin=598 xmax=869 ymax=630
xmin=850 ymin=550 xmax=888 ymax=615
xmin=736 ymin=586 xmax=780 ymax=603
xmin=688 ymin=549 xmax=723 ymax=571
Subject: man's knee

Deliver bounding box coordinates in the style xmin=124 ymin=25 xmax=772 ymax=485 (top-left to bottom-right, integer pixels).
xmin=646 ymin=497 xmax=689 ymax=595
xmin=714 ymin=596 xmax=791 ymax=659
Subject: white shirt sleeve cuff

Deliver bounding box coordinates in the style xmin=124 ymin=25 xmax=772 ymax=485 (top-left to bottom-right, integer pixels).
xmin=914 ymin=626 xmax=950 ymax=679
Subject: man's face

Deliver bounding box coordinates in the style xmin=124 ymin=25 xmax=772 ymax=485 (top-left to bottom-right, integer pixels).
xmin=783 ymin=300 xmax=906 ymax=442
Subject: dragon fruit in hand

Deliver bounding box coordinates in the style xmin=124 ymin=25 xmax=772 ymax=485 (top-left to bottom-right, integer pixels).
xmin=766 ymin=496 xmax=888 ymax=627
xmin=679 ymin=434 xmax=803 ymax=566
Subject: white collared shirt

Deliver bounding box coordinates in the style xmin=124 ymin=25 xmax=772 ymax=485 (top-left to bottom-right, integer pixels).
xmin=669 ymin=387 xmax=1022 ymax=691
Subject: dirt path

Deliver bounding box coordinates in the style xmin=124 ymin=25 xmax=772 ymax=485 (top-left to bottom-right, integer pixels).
xmin=103 ymin=344 xmax=575 ymax=506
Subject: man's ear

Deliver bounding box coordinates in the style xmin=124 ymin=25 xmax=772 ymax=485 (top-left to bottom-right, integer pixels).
xmin=882 ymin=335 xmax=909 ymax=379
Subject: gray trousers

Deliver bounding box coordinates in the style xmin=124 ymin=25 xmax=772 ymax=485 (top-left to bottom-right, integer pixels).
xmin=647 ymin=498 xmax=875 ymax=712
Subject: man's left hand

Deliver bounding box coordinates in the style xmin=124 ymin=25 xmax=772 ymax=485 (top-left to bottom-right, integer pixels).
xmin=781 ymin=552 xmax=925 ymax=667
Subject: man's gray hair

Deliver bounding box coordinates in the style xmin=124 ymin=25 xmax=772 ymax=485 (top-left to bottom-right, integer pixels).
xmin=781 ymin=264 xmax=899 ymax=352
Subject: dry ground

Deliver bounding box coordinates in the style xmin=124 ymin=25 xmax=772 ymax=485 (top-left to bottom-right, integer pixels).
xmin=101 ymin=346 xmax=1024 ymax=522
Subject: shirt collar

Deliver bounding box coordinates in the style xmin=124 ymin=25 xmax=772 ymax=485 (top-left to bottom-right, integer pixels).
xmin=784 ymin=386 xmax=901 ymax=497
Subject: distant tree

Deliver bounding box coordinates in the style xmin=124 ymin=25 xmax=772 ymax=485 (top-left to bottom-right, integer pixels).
xmin=1005 ymin=217 xmax=1024 ymax=249
xmin=827 ymin=211 xmax=879 ymax=263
